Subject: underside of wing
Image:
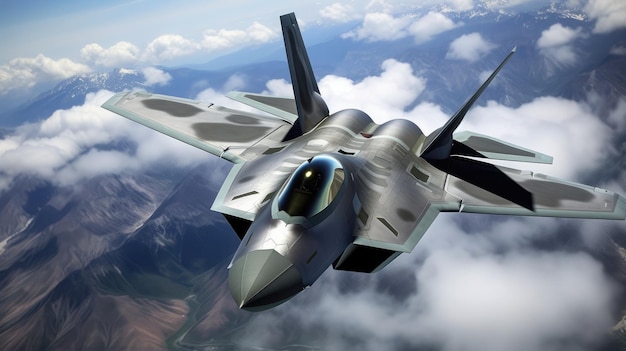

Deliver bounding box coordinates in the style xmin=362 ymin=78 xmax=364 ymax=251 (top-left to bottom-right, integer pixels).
xmin=102 ymin=91 xmax=293 ymax=163
xmin=444 ymin=166 xmax=626 ymax=219
xmin=452 ymin=131 xmax=553 ymax=164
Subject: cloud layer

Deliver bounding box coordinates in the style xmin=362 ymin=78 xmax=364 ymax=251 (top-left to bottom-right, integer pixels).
xmin=80 ymin=41 xmax=141 ymax=68
xmin=1 ymin=21 xmax=278 ymax=95
xmin=446 ymin=32 xmax=497 ymax=62
xmin=0 ymin=55 xmax=91 ymax=94
xmin=239 ymin=212 xmax=620 ymax=351
xmin=141 ymin=67 xmax=172 ymax=86
xmin=583 ymin=0 xmax=626 ymax=33
xmin=0 ymin=91 xmax=208 ymax=191
xmin=82 ymin=21 xmax=279 ymax=66
xmin=537 ymin=23 xmax=583 ymax=65
xmin=319 ymin=3 xmax=359 ymax=23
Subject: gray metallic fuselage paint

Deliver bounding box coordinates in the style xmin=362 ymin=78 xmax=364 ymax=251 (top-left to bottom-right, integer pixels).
xmin=223 ymin=109 xmax=430 ymax=310
xmin=227 ymin=152 xmax=360 ymax=310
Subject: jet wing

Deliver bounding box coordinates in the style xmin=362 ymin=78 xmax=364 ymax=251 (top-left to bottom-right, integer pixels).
xmin=452 ymin=131 xmax=553 ymax=164
xmin=226 ymin=91 xmax=298 ymax=124
xmin=346 ymin=149 xmax=625 ymax=258
xmin=444 ymin=166 xmax=626 ymax=219
xmin=102 ymin=91 xmax=293 ymax=163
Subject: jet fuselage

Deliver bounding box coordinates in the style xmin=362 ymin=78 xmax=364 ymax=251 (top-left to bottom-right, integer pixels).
xmin=226 ymin=109 xmax=430 ymax=310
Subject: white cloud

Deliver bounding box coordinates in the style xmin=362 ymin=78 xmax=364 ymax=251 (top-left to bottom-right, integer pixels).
xmin=344 ymin=11 xmax=460 ymax=43
xmin=202 ymin=22 xmax=277 ymax=51
xmin=464 ymin=96 xmax=614 ymax=179
xmin=0 ymin=15 xmax=287 ymax=96
xmin=0 ymin=90 xmax=207 ymax=191
xmin=262 ymin=79 xmax=295 ymax=97
xmin=320 ymin=3 xmax=357 ymax=23
xmin=80 ymin=41 xmax=140 ymax=68
xmin=80 ymin=44 xmax=104 ymax=63
xmin=606 ymin=97 xmax=626 ymax=133
xmin=222 ymin=73 xmax=246 ymax=92
xmin=537 ymin=23 xmax=583 ymax=65
xmin=0 ymin=54 xmax=91 ymax=94
xmin=319 ymin=59 xmax=427 ymax=121
xmin=537 ymin=24 xmax=582 ymax=48
xmin=540 ymin=45 xmax=579 ymax=66
xmin=413 ymin=250 xmax=616 ymax=351
xmin=408 ymin=11 xmax=461 ymax=43
xmin=247 ymin=22 xmax=277 ymax=42
xmin=446 ymin=32 xmax=496 ymax=62
xmin=140 ymin=21 xmax=276 ymax=63
xmin=584 ymin=0 xmax=626 ymax=34
xmin=55 ymin=149 xmax=140 ymax=184
xmin=143 ymin=34 xmax=200 ymax=62
xmin=342 ymin=12 xmax=412 ymax=41
xmin=141 ymin=67 xmax=172 ymax=86
xmin=0 ymin=18 xmax=281 ymax=96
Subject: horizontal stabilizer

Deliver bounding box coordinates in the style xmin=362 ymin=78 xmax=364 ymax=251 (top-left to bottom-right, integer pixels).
xmin=452 ymin=131 xmax=553 ymax=164
xmin=227 ymin=91 xmax=298 ymax=123
xmin=430 ymin=156 xmax=534 ymax=211
xmin=421 ymin=47 xmax=516 ymax=160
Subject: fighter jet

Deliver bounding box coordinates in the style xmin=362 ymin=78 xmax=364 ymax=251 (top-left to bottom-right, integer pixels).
xmin=102 ymin=13 xmax=626 ymax=311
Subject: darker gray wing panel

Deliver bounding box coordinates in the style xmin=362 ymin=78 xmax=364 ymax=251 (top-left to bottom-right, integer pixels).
xmin=102 ymin=91 xmax=293 ymax=163
xmin=445 ymin=168 xmax=626 ymax=219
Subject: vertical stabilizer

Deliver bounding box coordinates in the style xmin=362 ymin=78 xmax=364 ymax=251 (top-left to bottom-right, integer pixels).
xmin=421 ymin=47 xmax=516 ymax=160
xmin=280 ymin=13 xmax=329 ymax=141
xmin=421 ymin=47 xmax=534 ymax=211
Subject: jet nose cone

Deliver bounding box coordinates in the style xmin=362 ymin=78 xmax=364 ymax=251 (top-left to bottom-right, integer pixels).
xmin=228 ymin=249 xmax=303 ymax=311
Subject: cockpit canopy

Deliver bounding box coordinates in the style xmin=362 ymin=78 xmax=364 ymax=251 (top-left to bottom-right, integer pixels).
xmin=277 ymin=155 xmax=345 ymax=218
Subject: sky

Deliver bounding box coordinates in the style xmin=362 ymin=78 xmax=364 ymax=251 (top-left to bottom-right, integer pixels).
xmin=1 ymin=0 xmax=626 ymax=350
xmin=1 ymin=0 xmax=625 ymax=96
